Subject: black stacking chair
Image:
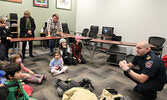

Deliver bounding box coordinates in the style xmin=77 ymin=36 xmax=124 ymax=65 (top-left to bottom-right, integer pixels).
xmin=80 ymin=28 xmax=90 ymax=46
xmin=62 ymin=23 xmax=70 ymax=34
xmin=41 ymin=22 xmax=48 ymax=48
xmin=81 ymin=28 xmax=89 ymax=37
xmin=61 ymin=23 xmax=75 ymax=45
xmin=148 ymin=36 xmax=166 ymax=58
xmin=88 ymin=25 xmax=99 ymax=38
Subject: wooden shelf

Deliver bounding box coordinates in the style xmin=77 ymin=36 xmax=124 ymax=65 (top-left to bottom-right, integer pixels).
xmin=9 ymin=26 xmax=18 ymax=27
xmin=11 ymin=32 xmax=18 ymax=34
xmin=9 ymin=19 xmax=18 ymax=21
xmin=8 ymin=19 xmax=19 ymax=36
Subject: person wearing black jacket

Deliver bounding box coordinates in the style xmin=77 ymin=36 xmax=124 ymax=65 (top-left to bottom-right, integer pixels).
xmin=20 ymin=9 xmax=36 ymax=59
xmin=0 ymin=18 xmax=12 ymax=60
xmin=119 ymin=41 xmax=167 ymax=100
xmin=59 ymin=38 xmax=72 ymax=65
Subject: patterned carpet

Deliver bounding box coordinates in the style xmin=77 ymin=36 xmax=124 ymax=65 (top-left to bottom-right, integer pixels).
xmin=21 ymin=46 xmax=167 ymax=100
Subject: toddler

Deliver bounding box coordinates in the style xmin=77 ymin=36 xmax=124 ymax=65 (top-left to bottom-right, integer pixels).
xmin=49 ymin=51 xmax=68 ymax=75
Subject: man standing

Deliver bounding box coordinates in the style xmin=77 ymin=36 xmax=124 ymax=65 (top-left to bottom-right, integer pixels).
xmin=20 ymin=9 xmax=36 ymax=59
xmin=119 ymin=41 xmax=167 ymax=100
xmin=46 ymin=13 xmax=63 ymax=56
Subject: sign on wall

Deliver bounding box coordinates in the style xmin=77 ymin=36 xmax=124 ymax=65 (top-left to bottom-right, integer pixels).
xmin=56 ymin=0 xmax=71 ymax=10
xmin=33 ymin=0 xmax=49 ymax=8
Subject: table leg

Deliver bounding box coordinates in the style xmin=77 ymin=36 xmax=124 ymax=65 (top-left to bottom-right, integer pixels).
xmin=90 ymin=42 xmax=97 ymax=63
xmin=16 ymin=41 xmax=19 ymax=53
xmin=13 ymin=42 xmax=15 ymax=53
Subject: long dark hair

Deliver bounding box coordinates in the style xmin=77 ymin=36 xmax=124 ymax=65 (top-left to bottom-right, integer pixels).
xmin=59 ymin=43 xmax=67 ymax=50
xmin=73 ymin=41 xmax=82 ymax=50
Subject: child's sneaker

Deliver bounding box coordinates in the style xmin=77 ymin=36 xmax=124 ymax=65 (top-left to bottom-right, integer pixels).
xmin=38 ymin=74 xmax=44 ymax=84
xmin=42 ymin=74 xmax=47 ymax=80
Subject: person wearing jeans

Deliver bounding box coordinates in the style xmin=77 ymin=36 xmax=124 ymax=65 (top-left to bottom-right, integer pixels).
xmin=46 ymin=13 xmax=63 ymax=56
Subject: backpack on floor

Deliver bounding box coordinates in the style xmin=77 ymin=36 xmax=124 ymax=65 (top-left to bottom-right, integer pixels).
xmin=99 ymin=89 xmax=130 ymax=100
xmin=55 ymin=78 xmax=94 ymax=97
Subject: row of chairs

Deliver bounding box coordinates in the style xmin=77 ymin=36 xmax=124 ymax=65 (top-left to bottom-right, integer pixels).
xmin=80 ymin=26 xmax=114 ymax=39
xmin=61 ymin=23 xmax=166 ymax=59
xmin=44 ymin=23 xmax=166 ymax=60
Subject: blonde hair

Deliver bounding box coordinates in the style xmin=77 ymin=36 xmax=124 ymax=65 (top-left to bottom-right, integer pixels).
xmin=52 ymin=13 xmax=59 ymax=19
xmin=24 ymin=9 xmax=30 ymax=15
xmin=0 ymin=18 xmax=6 ymax=24
xmin=10 ymin=54 xmax=20 ymax=63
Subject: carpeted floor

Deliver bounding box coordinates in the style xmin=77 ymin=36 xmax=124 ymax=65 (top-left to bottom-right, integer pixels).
xmin=21 ymin=46 xmax=167 ymax=100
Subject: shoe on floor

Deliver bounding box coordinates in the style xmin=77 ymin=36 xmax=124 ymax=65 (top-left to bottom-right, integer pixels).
xmin=42 ymin=74 xmax=47 ymax=80
xmin=22 ymin=56 xmax=26 ymax=59
xmin=30 ymin=55 xmax=35 ymax=57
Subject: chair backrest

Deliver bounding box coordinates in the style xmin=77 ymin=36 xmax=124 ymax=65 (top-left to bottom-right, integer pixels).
xmin=112 ymin=36 xmax=122 ymax=41
xmin=10 ymin=13 xmax=18 ymax=20
xmin=148 ymin=36 xmax=166 ymax=58
xmin=43 ymin=22 xmax=47 ymax=31
xmin=62 ymin=23 xmax=70 ymax=34
xmin=82 ymin=28 xmax=89 ymax=37
xmin=102 ymin=26 xmax=114 ymax=36
xmin=148 ymin=36 xmax=166 ymax=47
xmin=89 ymin=25 xmax=99 ymax=38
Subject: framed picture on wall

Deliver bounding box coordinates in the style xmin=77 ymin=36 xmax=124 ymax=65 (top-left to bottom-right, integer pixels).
xmin=56 ymin=0 xmax=71 ymax=10
xmin=4 ymin=0 xmax=22 ymax=3
xmin=33 ymin=0 xmax=49 ymax=8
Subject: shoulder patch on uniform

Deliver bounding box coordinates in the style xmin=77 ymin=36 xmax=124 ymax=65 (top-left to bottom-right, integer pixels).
xmin=145 ymin=61 xmax=153 ymax=68
xmin=146 ymin=55 xmax=151 ymax=60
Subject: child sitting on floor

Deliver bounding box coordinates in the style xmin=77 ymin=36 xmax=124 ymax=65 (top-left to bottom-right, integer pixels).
xmin=49 ymin=51 xmax=68 ymax=76
xmin=59 ymin=38 xmax=72 ymax=65
xmin=72 ymin=35 xmax=86 ymax=65
xmin=4 ymin=63 xmax=36 ymax=100
xmin=10 ymin=54 xmax=46 ymax=84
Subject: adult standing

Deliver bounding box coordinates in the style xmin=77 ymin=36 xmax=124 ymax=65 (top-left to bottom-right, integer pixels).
xmin=20 ymin=9 xmax=36 ymax=59
xmin=119 ymin=41 xmax=167 ymax=100
xmin=46 ymin=13 xmax=63 ymax=56
xmin=0 ymin=18 xmax=12 ymax=60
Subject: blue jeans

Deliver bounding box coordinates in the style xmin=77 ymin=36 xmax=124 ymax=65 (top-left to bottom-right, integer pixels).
xmin=49 ymin=39 xmax=55 ymax=53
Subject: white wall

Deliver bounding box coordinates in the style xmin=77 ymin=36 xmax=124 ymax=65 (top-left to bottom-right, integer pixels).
xmin=76 ymin=0 xmax=167 ymax=56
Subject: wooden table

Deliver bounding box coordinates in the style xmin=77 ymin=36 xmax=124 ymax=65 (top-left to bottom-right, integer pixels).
xmin=90 ymin=39 xmax=155 ymax=63
xmin=10 ymin=33 xmax=92 ymax=53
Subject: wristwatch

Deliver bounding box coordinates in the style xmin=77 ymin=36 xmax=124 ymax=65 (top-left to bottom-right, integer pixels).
xmin=126 ymin=68 xmax=131 ymax=73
